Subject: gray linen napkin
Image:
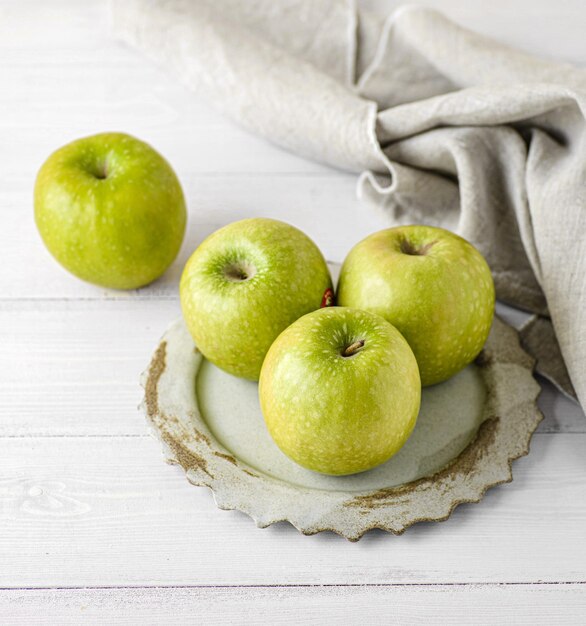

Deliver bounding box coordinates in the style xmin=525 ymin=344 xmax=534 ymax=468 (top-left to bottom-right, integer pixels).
xmin=113 ymin=0 xmax=586 ymax=407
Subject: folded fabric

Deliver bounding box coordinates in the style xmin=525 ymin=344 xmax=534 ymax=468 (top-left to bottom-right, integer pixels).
xmin=113 ymin=0 xmax=586 ymax=408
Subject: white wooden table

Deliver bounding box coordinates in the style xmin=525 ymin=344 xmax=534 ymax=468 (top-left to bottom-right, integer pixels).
xmin=2 ymin=1 xmax=585 ymax=623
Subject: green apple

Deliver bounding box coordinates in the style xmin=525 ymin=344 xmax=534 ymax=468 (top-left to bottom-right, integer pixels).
xmin=337 ymin=225 xmax=495 ymax=386
xmin=180 ymin=218 xmax=333 ymax=381
xmin=259 ymin=307 xmax=421 ymax=475
xmin=34 ymin=132 xmax=186 ymax=289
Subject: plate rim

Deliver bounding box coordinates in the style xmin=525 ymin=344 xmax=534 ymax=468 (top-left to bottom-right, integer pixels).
xmin=141 ymin=314 xmax=543 ymax=541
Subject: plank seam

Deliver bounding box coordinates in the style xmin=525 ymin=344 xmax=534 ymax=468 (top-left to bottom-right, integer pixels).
xmin=1 ymin=582 xmax=585 ymax=592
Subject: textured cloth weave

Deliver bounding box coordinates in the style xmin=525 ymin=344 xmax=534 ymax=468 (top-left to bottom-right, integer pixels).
xmin=113 ymin=0 xmax=586 ymax=408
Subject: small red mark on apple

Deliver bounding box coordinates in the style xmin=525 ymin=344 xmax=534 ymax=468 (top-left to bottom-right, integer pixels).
xmin=321 ymin=288 xmax=335 ymax=308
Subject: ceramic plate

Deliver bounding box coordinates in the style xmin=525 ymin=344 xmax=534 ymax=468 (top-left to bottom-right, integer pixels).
xmin=141 ymin=308 xmax=542 ymax=541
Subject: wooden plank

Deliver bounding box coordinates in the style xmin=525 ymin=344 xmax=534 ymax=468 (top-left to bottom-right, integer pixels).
xmin=0 ymin=113 xmax=335 ymax=183
xmin=1 ymin=584 xmax=586 ymax=625
xmin=0 ymin=1 xmax=336 ymax=183
xmin=0 ymin=300 xmax=179 ymax=437
xmin=0 ymin=301 xmax=583 ymax=437
xmin=0 ymin=174 xmax=386 ymax=300
xmin=1 ymin=435 xmax=585 ymax=587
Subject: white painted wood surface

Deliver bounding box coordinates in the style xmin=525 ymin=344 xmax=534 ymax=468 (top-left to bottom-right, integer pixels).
xmin=1 ymin=0 xmax=585 ymax=623
xmin=2 ymin=585 xmax=586 ymax=626
xmin=2 ymin=434 xmax=586 ymax=586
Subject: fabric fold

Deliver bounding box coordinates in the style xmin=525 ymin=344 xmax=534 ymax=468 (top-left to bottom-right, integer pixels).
xmin=113 ymin=0 xmax=586 ymax=410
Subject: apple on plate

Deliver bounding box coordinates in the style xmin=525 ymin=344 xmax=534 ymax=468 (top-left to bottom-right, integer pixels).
xmin=180 ymin=218 xmax=333 ymax=381
xmin=34 ymin=132 xmax=186 ymax=290
xmin=259 ymin=307 xmax=421 ymax=475
xmin=337 ymin=225 xmax=495 ymax=386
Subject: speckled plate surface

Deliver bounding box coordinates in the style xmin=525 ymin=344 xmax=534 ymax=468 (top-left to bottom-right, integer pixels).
xmin=141 ymin=307 xmax=543 ymax=541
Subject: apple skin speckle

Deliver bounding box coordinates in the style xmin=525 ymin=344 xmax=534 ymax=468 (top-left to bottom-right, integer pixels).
xmin=259 ymin=307 xmax=421 ymax=476
xmin=337 ymin=225 xmax=495 ymax=387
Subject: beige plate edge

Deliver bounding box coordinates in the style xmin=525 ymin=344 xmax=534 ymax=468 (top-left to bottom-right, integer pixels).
xmin=140 ymin=314 xmax=543 ymax=541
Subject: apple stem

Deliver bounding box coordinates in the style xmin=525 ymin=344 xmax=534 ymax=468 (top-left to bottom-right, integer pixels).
xmin=343 ymin=339 xmax=365 ymax=357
